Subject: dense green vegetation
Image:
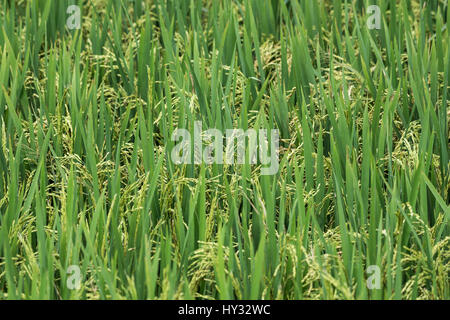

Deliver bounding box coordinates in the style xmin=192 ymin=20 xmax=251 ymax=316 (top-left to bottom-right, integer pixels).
xmin=0 ymin=0 xmax=448 ymax=300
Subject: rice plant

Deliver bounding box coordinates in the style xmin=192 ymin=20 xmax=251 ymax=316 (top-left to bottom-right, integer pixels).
xmin=0 ymin=0 xmax=448 ymax=300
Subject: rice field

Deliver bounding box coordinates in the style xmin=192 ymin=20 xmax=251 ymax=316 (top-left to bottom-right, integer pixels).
xmin=0 ymin=0 xmax=448 ymax=300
